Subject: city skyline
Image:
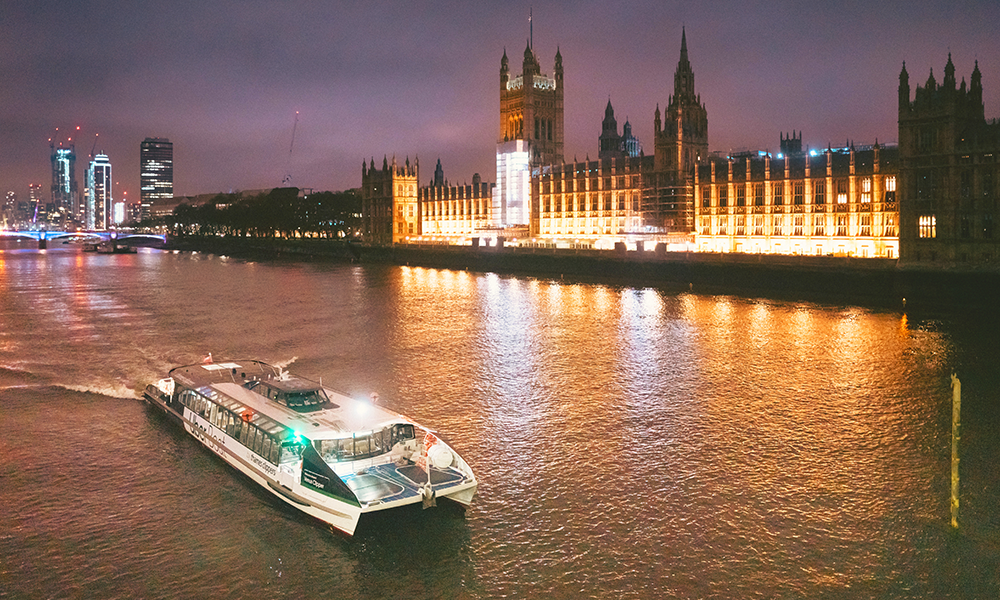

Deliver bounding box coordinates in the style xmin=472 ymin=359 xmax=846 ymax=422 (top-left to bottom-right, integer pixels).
xmin=2 ymin=1 xmax=998 ymax=203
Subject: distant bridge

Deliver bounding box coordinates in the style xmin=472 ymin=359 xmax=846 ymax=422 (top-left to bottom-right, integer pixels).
xmin=0 ymin=230 xmax=167 ymax=244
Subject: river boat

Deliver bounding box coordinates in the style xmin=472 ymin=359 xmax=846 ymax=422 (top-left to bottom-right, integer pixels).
xmin=143 ymin=359 xmax=477 ymax=536
xmin=95 ymin=241 xmax=136 ymax=254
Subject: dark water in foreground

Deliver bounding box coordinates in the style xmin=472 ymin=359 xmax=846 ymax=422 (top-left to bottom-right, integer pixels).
xmin=1 ymin=239 xmax=999 ymax=599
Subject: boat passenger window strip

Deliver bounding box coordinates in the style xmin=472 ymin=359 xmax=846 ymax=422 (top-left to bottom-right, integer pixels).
xmin=313 ymin=423 xmax=417 ymax=464
xmin=177 ymin=385 xmax=300 ymax=466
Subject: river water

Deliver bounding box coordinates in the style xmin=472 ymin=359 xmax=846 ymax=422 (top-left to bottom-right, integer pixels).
xmin=1 ymin=239 xmax=998 ymax=599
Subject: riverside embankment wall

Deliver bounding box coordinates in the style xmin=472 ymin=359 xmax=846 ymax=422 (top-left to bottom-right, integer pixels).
xmin=162 ymin=236 xmax=1000 ymax=310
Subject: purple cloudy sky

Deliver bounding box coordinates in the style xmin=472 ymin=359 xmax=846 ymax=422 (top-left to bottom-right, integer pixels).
xmin=1 ymin=0 xmax=997 ymax=201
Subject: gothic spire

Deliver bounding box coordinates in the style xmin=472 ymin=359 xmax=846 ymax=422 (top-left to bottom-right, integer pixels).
xmin=673 ymin=28 xmax=696 ymax=102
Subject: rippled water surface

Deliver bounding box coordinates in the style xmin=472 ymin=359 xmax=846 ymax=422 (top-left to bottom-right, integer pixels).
xmin=1 ymin=240 xmax=998 ymax=599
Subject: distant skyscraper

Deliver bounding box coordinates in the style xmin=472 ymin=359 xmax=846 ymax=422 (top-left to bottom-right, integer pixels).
xmin=140 ymin=137 xmax=173 ymax=221
xmin=28 ymin=183 xmax=42 ymax=223
xmin=50 ymin=142 xmax=77 ymax=219
xmin=86 ymin=153 xmax=112 ymax=230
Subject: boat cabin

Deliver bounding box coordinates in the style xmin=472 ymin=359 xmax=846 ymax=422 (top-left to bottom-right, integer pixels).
xmin=245 ymin=377 xmax=336 ymax=413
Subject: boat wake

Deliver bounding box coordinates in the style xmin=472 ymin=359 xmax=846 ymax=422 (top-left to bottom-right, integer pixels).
xmin=61 ymin=382 xmax=141 ymax=400
xmin=272 ymin=356 xmax=299 ymax=370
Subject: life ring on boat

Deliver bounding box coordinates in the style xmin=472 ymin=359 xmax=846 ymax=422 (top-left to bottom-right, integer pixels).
xmin=428 ymin=444 xmax=453 ymax=470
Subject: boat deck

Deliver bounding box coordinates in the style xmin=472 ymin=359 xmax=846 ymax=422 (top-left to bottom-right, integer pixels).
xmin=343 ymin=461 xmax=467 ymax=505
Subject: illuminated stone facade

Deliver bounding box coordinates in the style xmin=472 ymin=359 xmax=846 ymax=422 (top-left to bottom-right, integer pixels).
xmin=694 ymin=141 xmax=899 ymax=257
xmin=898 ymin=56 xmax=1000 ymax=265
xmin=531 ymin=156 xmax=649 ymax=248
xmin=361 ymin=156 xmax=419 ymax=244
xmin=419 ymin=172 xmax=495 ymax=239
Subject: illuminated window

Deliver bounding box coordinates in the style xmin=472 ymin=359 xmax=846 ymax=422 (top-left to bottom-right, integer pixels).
xmin=861 ymin=177 xmax=871 ymax=203
xmin=773 ymin=215 xmax=784 ymax=236
xmin=718 ymin=218 xmax=727 ymax=236
xmin=735 ymin=215 xmax=745 ymax=236
xmin=793 ymin=215 xmax=803 ymax=236
xmin=753 ymin=215 xmax=764 ymax=236
xmin=885 ymin=176 xmax=896 ymax=192
xmin=700 ymin=217 xmax=710 ymax=235
xmin=813 ymin=216 xmax=825 ymax=236
xmin=918 ymin=215 xmax=936 ymax=238
xmin=860 ymin=214 xmax=871 ymax=236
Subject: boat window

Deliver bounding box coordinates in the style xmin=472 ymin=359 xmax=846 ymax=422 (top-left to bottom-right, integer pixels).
xmin=279 ymin=441 xmax=304 ymax=464
xmin=283 ymin=389 xmax=333 ymax=413
xmin=393 ymin=424 xmax=415 ymax=443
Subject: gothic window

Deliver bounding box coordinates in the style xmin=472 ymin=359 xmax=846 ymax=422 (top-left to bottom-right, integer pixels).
xmin=718 ymin=218 xmax=728 ymax=236
xmin=736 ymin=186 xmax=746 ymax=207
xmin=884 ymin=175 xmax=897 ymax=203
xmin=919 ymin=215 xmax=937 ymax=238
xmin=617 ymin=194 xmax=625 ymax=211
xmin=883 ymin=214 xmax=896 ymax=237
xmin=961 ymin=171 xmax=972 ymax=201
xmin=794 ymin=182 xmax=803 ymax=205
xmin=535 ymin=118 xmax=540 ymax=140
xmin=604 ymin=194 xmax=612 ymax=211
xmin=753 ymin=215 xmax=764 ymax=236
xmin=836 ymin=180 xmax=848 ymax=204
xmin=860 ymin=214 xmax=871 ymax=236
xmin=813 ymin=215 xmax=825 ymax=236
xmin=836 ymin=215 xmax=849 ymax=236
xmin=548 ymin=119 xmax=553 ymax=141
xmin=736 ymin=215 xmax=745 ymax=236
xmin=719 ymin=186 xmax=728 ymax=207
xmin=793 ymin=215 xmax=803 ymax=236
xmin=754 ymin=184 xmax=764 ymax=206
xmin=702 ymin=186 xmax=711 ymax=208
xmin=773 ymin=183 xmax=783 ymax=205
xmin=773 ymin=215 xmax=783 ymax=236
xmin=861 ymin=178 xmax=871 ymax=203
xmin=814 ymin=181 xmax=826 ymax=204
xmin=701 ymin=217 xmax=710 ymax=235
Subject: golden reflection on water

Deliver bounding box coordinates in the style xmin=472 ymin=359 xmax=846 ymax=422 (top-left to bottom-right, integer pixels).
xmin=394 ymin=270 xmax=947 ymax=548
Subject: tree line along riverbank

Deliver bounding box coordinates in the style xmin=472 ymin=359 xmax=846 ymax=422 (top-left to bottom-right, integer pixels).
xmin=160 ymin=235 xmax=1000 ymax=310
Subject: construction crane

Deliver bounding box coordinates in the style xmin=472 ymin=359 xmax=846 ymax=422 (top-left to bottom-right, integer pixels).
xmin=281 ymin=111 xmax=299 ymax=186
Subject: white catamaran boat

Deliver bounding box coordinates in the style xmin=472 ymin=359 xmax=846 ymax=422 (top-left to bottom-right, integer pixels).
xmin=143 ymin=359 xmax=477 ymax=536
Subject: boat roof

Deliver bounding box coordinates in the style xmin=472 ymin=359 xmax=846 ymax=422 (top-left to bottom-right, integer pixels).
xmin=169 ymin=360 xmax=416 ymax=441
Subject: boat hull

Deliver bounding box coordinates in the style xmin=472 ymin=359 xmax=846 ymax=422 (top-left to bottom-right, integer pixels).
xmin=144 ymin=385 xmax=364 ymax=535
xmin=142 ymin=378 xmax=476 ymax=536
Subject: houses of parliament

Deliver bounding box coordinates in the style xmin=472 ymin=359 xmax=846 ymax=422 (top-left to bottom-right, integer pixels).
xmin=361 ymin=29 xmax=1000 ymax=267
